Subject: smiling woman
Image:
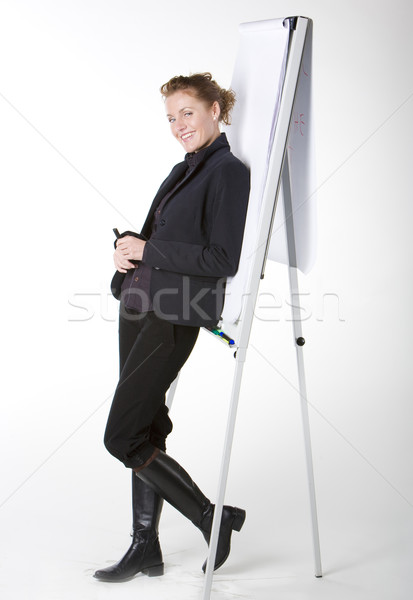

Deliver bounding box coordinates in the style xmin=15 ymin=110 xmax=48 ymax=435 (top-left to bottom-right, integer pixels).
xmin=162 ymin=72 xmax=235 ymax=153
xmin=165 ymin=90 xmax=221 ymax=153
xmin=95 ymin=72 xmax=250 ymax=585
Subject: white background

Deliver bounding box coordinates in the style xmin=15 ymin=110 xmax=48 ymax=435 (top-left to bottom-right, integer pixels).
xmin=0 ymin=1 xmax=412 ymax=599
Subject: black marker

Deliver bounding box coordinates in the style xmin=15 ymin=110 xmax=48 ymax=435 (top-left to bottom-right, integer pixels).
xmin=210 ymin=327 xmax=235 ymax=346
xmin=219 ymin=331 xmax=235 ymax=346
xmin=113 ymin=228 xmax=120 ymax=239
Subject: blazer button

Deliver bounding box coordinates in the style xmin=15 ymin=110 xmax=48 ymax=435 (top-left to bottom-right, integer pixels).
xmin=160 ymin=218 xmax=166 ymax=226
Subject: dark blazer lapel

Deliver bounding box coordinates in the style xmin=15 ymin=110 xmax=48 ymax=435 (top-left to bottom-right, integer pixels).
xmin=140 ymin=161 xmax=187 ymax=237
xmin=140 ymin=134 xmax=230 ymax=238
xmin=162 ymin=135 xmax=230 ymax=210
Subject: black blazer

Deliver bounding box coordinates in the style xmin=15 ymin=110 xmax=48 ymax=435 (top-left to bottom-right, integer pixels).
xmin=111 ymin=133 xmax=250 ymax=326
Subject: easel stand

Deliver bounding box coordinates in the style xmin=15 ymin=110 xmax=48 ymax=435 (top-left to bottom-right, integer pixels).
xmin=283 ymin=158 xmax=322 ymax=579
xmin=167 ymin=17 xmax=322 ymax=599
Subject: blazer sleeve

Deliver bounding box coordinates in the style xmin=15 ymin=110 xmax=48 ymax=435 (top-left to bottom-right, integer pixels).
xmin=142 ymin=161 xmax=250 ymax=278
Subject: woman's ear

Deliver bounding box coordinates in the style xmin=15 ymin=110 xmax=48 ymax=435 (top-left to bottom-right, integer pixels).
xmin=212 ymin=100 xmax=221 ymax=121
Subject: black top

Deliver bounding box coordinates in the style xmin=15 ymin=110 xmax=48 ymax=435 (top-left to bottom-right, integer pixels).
xmin=120 ymin=147 xmax=209 ymax=313
xmin=111 ymin=133 xmax=250 ymax=327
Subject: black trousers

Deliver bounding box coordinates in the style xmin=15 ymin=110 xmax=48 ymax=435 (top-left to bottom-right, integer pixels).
xmin=104 ymin=307 xmax=199 ymax=469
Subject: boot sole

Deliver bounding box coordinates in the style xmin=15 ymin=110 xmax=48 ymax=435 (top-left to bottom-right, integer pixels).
xmin=94 ymin=562 xmax=164 ymax=582
xmin=202 ymin=507 xmax=247 ymax=573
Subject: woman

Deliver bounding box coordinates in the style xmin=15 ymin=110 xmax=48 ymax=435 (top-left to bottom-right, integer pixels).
xmin=94 ymin=73 xmax=250 ymax=582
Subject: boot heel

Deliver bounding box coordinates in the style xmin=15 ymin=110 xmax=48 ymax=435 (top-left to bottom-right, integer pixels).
xmin=143 ymin=563 xmax=164 ymax=577
xmin=232 ymin=508 xmax=246 ymax=532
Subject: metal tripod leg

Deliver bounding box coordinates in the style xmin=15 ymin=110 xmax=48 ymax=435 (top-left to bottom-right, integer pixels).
xmin=202 ymin=348 xmax=247 ymax=600
xmin=283 ymin=159 xmax=322 ymax=577
xmin=288 ymin=264 xmax=322 ymax=577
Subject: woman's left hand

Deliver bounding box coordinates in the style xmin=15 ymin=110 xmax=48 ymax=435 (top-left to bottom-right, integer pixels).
xmin=116 ymin=235 xmax=146 ymax=261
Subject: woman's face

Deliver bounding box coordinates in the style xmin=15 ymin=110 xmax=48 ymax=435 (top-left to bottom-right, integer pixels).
xmin=165 ymin=90 xmax=220 ymax=153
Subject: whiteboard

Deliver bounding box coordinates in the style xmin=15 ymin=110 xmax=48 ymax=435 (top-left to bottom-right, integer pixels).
xmin=268 ymin=20 xmax=316 ymax=272
xmin=219 ymin=18 xmax=316 ymax=335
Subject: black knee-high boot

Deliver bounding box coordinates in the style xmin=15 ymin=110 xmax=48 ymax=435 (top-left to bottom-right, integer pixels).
xmin=135 ymin=450 xmax=246 ymax=572
xmin=94 ymin=473 xmax=164 ymax=582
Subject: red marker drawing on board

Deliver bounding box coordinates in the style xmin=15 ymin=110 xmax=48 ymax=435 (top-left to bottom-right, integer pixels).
xmin=293 ymin=112 xmax=306 ymax=136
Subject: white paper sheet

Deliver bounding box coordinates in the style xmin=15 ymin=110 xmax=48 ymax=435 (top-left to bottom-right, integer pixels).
xmin=268 ymin=22 xmax=317 ymax=272
xmin=222 ymin=18 xmax=290 ymax=324
xmin=221 ymin=18 xmax=316 ymax=325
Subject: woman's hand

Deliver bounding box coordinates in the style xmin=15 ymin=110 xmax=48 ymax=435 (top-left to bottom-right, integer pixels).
xmin=113 ymin=248 xmax=136 ymax=273
xmin=113 ymin=235 xmax=146 ymax=273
